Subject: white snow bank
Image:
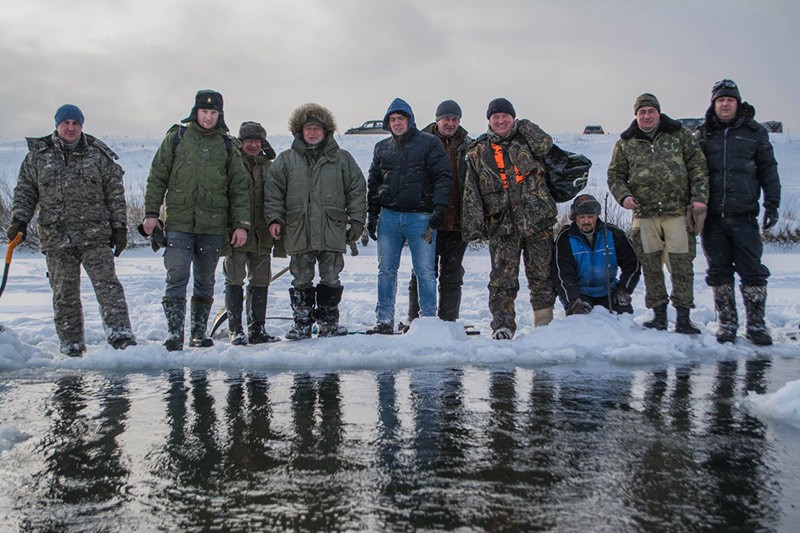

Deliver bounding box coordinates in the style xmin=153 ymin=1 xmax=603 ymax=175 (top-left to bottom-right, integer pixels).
xmin=744 ymin=379 xmax=800 ymax=430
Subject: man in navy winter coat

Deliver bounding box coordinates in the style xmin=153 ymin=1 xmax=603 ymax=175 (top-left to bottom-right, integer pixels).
xmin=553 ymin=195 xmax=641 ymax=315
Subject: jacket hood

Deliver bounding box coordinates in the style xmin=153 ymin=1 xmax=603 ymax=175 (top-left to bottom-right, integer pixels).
xmin=620 ymin=113 xmax=682 ymax=140
xmin=702 ymin=101 xmax=758 ymax=133
xmin=382 ymin=98 xmax=416 ymax=131
xmin=289 ymin=103 xmax=337 ymax=138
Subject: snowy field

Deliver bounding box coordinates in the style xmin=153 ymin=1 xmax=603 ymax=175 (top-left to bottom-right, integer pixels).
xmin=0 ymin=131 xmax=798 ymax=430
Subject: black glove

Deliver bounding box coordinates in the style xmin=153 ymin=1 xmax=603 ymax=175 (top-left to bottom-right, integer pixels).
xmin=762 ymin=206 xmax=779 ymax=230
xmin=346 ymin=221 xmax=364 ymax=243
xmin=110 ymin=228 xmax=128 ymax=257
xmin=566 ymin=298 xmax=592 ymax=316
xmin=6 ymin=219 xmax=27 ymax=242
xmin=367 ymin=215 xmax=378 ymax=241
xmin=615 ymin=287 xmax=632 ymax=307
xmin=429 ymin=205 xmax=446 ymax=230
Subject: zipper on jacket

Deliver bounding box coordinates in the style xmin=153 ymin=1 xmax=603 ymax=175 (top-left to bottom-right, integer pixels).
xmin=721 ymin=128 xmax=728 ymax=218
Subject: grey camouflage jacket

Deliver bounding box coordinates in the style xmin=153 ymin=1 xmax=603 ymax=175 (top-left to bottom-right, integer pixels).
xmin=12 ymin=132 xmax=127 ymax=251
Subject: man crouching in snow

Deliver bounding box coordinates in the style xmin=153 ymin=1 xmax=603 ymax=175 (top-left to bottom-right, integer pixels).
xmin=553 ymin=194 xmax=641 ymax=316
xmin=7 ymin=104 xmax=136 ymax=356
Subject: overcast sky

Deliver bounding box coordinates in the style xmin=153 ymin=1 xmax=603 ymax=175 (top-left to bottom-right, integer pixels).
xmin=1 ymin=0 xmax=798 ymax=139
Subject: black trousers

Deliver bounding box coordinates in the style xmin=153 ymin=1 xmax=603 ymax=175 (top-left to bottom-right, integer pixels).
xmin=702 ymin=215 xmax=770 ymax=287
xmin=408 ymin=230 xmax=468 ymax=321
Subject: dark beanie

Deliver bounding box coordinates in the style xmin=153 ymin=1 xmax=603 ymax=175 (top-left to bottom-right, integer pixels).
xmin=569 ymin=194 xmax=602 ymax=221
xmin=710 ymin=79 xmax=741 ymax=103
xmin=239 ymin=121 xmax=267 ymax=140
xmin=435 ymin=100 xmax=462 ymax=120
xmin=634 ymin=93 xmax=660 ymax=113
xmin=54 ymin=104 xmax=84 ymax=127
xmin=486 ymin=98 xmax=516 ymax=119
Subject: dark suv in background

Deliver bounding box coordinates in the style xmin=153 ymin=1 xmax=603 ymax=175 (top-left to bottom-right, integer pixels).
xmin=582 ymin=125 xmax=605 ymax=134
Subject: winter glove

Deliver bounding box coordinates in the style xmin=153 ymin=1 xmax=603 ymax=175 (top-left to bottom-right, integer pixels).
xmin=615 ymin=287 xmax=632 ymax=307
xmin=110 ymin=228 xmax=128 ymax=257
xmin=6 ymin=219 xmax=27 ymax=242
xmin=367 ymin=215 xmax=378 ymax=241
xmin=566 ymin=298 xmax=592 ymax=316
xmin=346 ymin=221 xmax=364 ymax=243
xmin=762 ymin=206 xmax=779 ymax=230
xmin=428 ymin=205 xmax=446 ymax=230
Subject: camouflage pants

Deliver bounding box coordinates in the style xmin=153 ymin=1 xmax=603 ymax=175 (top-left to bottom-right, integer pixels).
xmin=289 ymin=251 xmax=344 ymax=289
xmin=45 ymin=245 xmax=133 ymax=346
xmin=631 ymin=224 xmax=696 ymax=309
xmin=223 ymin=250 xmax=271 ymax=287
xmin=488 ymin=229 xmax=556 ymax=333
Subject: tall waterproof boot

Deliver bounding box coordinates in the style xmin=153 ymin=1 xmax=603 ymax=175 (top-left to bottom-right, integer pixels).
xmin=188 ymin=296 xmax=214 ymax=348
xmin=399 ymin=274 xmax=421 ymax=334
xmin=247 ymin=286 xmax=277 ymax=344
xmin=225 ymin=284 xmax=247 ymax=346
xmin=675 ymin=306 xmax=701 ymax=334
xmin=285 ymin=287 xmax=315 ymax=341
xmin=315 ymin=284 xmax=348 ymax=337
xmin=438 ymin=286 xmax=462 ymax=322
xmin=741 ymin=285 xmax=773 ymax=346
xmin=643 ymin=303 xmax=668 ymax=330
xmin=162 ymin=296 xmax=186 ymax=352
xmin=713 ymin=284 xmax=738 ymax=344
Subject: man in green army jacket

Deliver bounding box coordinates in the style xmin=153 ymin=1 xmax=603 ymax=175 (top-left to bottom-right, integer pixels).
xmin=266 ymin=103 xmax=367 ymax=340
xmin=607 ymin=93 xmax=709 ymax=334
xmin=143 ymin=90 xmax=251 ymax=351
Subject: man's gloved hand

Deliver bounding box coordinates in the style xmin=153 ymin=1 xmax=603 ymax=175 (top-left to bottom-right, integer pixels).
xmin=367 ymin=215 xmax=378 ymax=241
xmin=429 ymin=205 xmax=446 ymax=230
xmin=566 ymin=298 xmax=592 ymax=316
xmin=6 ymin=219 xmax=27 ymax=242
xmin=346 ymin=221 xmax=364 ymax=243
xmin=762 ymin=206 xmax=779 ymax=230
xmin=615 ymin=287 xmax=632 ymax=307
xmin=110 ymin=228 xmax=128 ymax=257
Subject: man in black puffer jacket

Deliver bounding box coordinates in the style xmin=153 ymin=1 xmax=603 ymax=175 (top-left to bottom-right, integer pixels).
xmin=366 ymin=97 xmax=453 ymax=334
xmin=696 ymin=79 xmax=781 ymax=345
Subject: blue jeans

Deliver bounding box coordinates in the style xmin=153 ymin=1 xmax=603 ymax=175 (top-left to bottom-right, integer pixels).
xmin=376 ymin=209 xmax=437 ymax=324
xmin=164 ymin=231 xmax=224 ymax=299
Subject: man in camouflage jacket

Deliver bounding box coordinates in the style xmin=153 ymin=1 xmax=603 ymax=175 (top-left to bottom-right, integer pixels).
xmin=221 ymin=121 xmax=283 ymax=345
xmin=462 ymin=98 xmax=558 ymax=340
xmin=607 ymin=93 xmax=709 ymax=334
xmin=143 ymin=90 xmax=251 ymax=351
xmin=8 ymin=104 xmax=135 ymax=356
xmin=266 ymin=103 xmax=367 ymax=339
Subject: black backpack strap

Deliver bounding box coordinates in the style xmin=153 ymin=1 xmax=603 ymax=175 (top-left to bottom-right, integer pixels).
xmin=171 ymin=125 xmax=187 ymax=155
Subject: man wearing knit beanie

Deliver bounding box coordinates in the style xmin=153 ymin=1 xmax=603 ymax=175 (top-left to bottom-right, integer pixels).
xmin=696 ymin=79 xmax=781 ymax=345
xmin=462 ymin=98 xmax=558 ymax=339
xmin=6 ymin=104 xmax=136 ymax=355
xmin=608 ymin=92 xmax=709 ymax=335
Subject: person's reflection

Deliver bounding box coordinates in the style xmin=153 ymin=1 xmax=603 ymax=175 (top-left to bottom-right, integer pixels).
xmin=223 ymin=372 xmax=277 ymax=474
xmin=30 ymin=374 xmax=130 ymax=527
xmin=290 ymin=372 xmax=343 ymax=472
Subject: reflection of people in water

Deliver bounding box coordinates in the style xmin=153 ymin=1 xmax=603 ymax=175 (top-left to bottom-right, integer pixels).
xmin=27 ymin=374 xmax=130 ymax=528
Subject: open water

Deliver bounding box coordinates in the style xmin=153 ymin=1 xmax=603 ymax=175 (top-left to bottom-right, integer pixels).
xmin=1 ymin=357 xmax=799 ymax=532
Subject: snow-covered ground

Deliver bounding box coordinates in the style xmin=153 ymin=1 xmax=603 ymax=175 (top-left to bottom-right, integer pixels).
xmin=0 ymin=132 xmax=798 ymax=430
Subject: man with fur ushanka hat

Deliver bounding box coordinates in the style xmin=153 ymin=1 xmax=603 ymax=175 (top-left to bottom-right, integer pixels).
xmin=695 ymin=79 xmax=781 ymax=345
xmin=607 ymin=92 xmax=708 ymax=335
xmin=265 ymin=103 xmax=366 ymax=340
xmin=553 ymin=194 xmax=641 ymax=316
xmin=143 ymin=89 xmax=251 ymax=351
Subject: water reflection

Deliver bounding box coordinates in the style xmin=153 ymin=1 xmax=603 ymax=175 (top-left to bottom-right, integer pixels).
xmin=0 ymin=360 xmax=793 ymax=531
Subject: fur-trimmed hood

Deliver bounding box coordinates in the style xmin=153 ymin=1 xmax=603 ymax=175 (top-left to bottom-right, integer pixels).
xmin=289 ymin=103 xmax=337 ymax=137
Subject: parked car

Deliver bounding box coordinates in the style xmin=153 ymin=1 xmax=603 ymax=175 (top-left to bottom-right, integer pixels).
xmin=761 ymin=121 xmax=783 ymax=133
xmin=582 ymin=125 xmax=604 ymax=134
xmin=344 ymin=120 xmax=387 ymax=134
xmin=677 ymin=117 xmax=704 ymax=131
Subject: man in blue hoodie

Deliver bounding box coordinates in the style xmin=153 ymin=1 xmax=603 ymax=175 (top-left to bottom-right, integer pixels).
xmin=366 ymin=98 xmax=453 ymax=334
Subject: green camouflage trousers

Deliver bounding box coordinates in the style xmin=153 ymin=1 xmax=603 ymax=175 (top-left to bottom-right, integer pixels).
xmin=289 ymin=251 xmax=344 ymax=289
xmin=45 ymin=245 xmax=133 ymax=346
xmin=223 ymin=250 xmax=271 ymax=287
xmin=488 ymin=229 xmax=556 ymax=333
xmin=631 ymin=224 xmax=697 ymax=309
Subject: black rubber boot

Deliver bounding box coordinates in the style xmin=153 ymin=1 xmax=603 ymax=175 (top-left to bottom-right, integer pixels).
xmin=315 ymin=284 xmax=348 ymax=337
xmin=225 ymin=284 xmax=247 ymax=346
xmin=162 ymin=296 xmax=186 ymax=352
xmin=643 ymin=303 xmax=668 ymax=331
xmin=247 ymin=286 xmax=277 ymax=344
xmin=286 ymin=287 xmax=315 ymax=341
xmin=188 ymin=296 xmax=214 ymax=348
xmin=742 ymin=285 xmax=773 ymax=346
xmin=713 ymin=284 xmax=738 ymax=344
xmin=438 ymin=287 xmax=462 ymax=322
xmin=675 ymin=306 xmax=701 ymax=334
